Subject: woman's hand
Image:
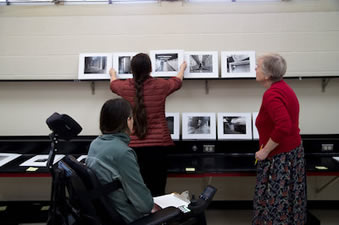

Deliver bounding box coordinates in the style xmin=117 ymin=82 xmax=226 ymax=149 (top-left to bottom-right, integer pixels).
xmin=151 ymin=203 xmax=162 ymax=213
xmin=109 ymin=68 xmax=117 ymax=82
xmin=255 ymin=148 xmax=270 ymax=161
xmin=180 ymin=61 xmax=187 ymax=72
xmin=176 ymin=61 xmax=187 ymax=81
xmin=255 ymin=138 xmax=279 ymax=161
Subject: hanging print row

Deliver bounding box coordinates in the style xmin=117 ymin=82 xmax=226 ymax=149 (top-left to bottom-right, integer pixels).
xmin=78 ymin=50 xmax=256 ymax=80
xmin=166 ymin=112 xmax=259 ymax=141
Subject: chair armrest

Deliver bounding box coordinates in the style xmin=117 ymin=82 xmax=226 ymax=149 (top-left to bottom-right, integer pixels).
xmin=130 ymin=206 xmax=181 ymax=225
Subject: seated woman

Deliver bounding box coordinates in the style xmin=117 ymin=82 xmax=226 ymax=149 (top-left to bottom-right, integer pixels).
xmin=86 ymin=98 xmax=158 ymax=224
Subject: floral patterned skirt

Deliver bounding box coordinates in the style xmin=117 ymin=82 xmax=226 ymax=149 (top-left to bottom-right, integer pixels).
xmin=252 ymin=144 xmax=307 ymax=225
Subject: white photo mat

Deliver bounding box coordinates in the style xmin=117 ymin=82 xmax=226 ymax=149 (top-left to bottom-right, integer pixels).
xmin=166 ymin=112 xmax=180 ymax=140
xmin=113 ymin=52 xmax=137 ymax=79
xmin=150 ymin=50 xmax=184 ymax=77
xmin=252 ymin=112 xmax=259 ymax=140
xmin=217 ymin=112 xmax=252 ymax=140
xmin=78 ymin=53 xmax=112 ymax=80
xmin=0 ymin=153 xmax=21 ymax=167
xmin=221 ymin=51 xmax=256 ymax=78
xmin=182 ymin=112 xmax=216 ymax=140
xmin=19 ymin=154 xmax=65 ymax=167
xmin=184 ymin=51 xmax=219 ymax=78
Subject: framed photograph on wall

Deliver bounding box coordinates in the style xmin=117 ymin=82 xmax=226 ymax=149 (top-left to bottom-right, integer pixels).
xmin=150 ymin=50 xmax=184 ymax=77
xmin=217 ymin=112 xmax=252 ymax=140
xmin=184 ymin=51 xmax=218 ymax=78
xmin=252 ymin=112 xmax=259 ymax=140
xmin=19 ymin=154 xmax=65 ymax=167
xmin=166 ymin=112 xmax=180 ymax=140
xmin=78 ymin=53 xmax=112 ymax=80
xmin=221 ymin=51 xmax=256 ymax=78
xmin=113 ymin=52 xmax=137 ymax=79
xmin=0 ymin=153 xmax=21 ymax=167
xmin=182 ymin=113 xmax=216 ymax=140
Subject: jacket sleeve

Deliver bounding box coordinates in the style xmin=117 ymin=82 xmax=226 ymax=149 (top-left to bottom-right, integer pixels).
xmin=165 ymin=77 xmax=182 ymax=96
xmin=110 ymin=80 xmax=126 ymax=96
xmin=117 ymin=149 xmax=154 ymax=214
xmin=263 ymin=91 xmax=292 ymax=143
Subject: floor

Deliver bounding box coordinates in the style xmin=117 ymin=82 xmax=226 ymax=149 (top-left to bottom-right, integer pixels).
xmin=205 ymin=209 xmax=339 ymax=225
xmin=20 ymin=209 xmax=339 ymax=225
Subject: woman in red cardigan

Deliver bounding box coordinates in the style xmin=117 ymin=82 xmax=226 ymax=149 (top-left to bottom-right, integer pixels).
xmin=253 ymin=53 xmax=306 ymax=225
xmin=109 ymin=53 xmax=186 ymax=196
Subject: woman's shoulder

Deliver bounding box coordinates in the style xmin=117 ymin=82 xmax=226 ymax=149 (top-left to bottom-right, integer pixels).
xmin=144 ymin=76 xmax=178 ymax=87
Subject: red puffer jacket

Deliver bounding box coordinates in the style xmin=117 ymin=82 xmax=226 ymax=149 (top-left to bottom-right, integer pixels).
xmin=110 ymin=77 xmax=182 ymax=147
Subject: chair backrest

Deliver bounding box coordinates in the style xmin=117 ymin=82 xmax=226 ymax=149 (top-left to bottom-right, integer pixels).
xmin=58 ymin=155 xmax=127 ymax=225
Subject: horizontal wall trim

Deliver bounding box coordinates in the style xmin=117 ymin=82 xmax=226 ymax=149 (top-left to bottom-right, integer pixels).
xmin=1 ymin=1 xmax=339 ymax=17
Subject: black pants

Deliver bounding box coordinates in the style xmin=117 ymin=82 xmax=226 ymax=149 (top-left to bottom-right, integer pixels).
xmin=134 ymin=146 xmax=170 ymax=197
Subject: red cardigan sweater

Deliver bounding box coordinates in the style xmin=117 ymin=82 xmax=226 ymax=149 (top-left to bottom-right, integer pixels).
xmin=110 ymin=77 xmax=182 ymax=147
xmin=256 ymin=80 xmax=301 ymax=157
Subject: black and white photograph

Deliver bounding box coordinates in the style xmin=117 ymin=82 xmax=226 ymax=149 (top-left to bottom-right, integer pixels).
xmin=166 ymin=112 xmax=180 ymax=140
xmin=190 ymin=55 xmax=213 ymax=73
xmin=0 ymin=153 xmax=21 ymax=167
xmin=182 ymin=113 xmax=216 ymax=140
xmin=184 ymin=51 xmax=218 ymax=78
xmin=78 ymin=53 xmax=112 ymax=80
xmin=150 ymin=50 xmax=184 ymax=77
xmin=85 ymin=56 xmax=107 ymax=74
xmin=155 ymin=53 xmax=178 ymax=72
xmin=217 ymin=113 xmax=252 ymax=140
xmin=19 ymin=154 xmax=65 ymax=167
xmin=167 ymin=116 xmax=174 ymax=134
xmin=221 ymin=51 xmax=256 ymax=78
xmin=113 ymin=52 xmax=137 ymax=79
xmin=188 ymin=116 xmax=211 ymax=134
xmin=252 ymin=112 xmax=259 ymax=140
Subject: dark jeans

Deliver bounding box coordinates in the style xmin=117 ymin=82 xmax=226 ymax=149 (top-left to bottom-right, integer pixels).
xmin=134 ymin=146 xmax=170 ymax=197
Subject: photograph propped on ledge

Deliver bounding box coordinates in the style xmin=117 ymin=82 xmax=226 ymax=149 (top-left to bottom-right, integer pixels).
xmin=252 ymin=112 xmax=259 ymax=140
xmin=166 ymin=112 xmax=180 ymax=140
xmin=184 ymin=51 xmax=219 ymax=79
xmin=0 ymin=153 xmax=21 ymax=167
xmin=113 ymin=52 xmax=137 ymax=79
xmin=182 ymin=113 xmax=216 ymax=140
xmin=19 ymin=154 xmax=65 ymax=167
xmin=221 ymin=51 xmax=256 ymax=78
xmin=150 ymin=50 xmax=184 ymax=77
xmin=78 ymin=53 xmax=112 ymax=80
xmin=217 ymin=112 xmax=252 ymax=140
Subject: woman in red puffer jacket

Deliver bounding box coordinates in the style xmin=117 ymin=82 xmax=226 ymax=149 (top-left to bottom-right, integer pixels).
xmin=109 ymin=53 xmax=186 ymax=196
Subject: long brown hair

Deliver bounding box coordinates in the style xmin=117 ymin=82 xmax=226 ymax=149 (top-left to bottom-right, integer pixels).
xmin=131 ymin=53 xmax=151 ymax=139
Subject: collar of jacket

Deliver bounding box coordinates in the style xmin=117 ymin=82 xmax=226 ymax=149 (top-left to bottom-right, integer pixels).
xmin=99 ymin=133 xmax=131 ymax=145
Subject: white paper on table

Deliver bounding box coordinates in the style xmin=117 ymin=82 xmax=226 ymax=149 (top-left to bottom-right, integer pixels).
xmin=0 ymin=153 xmax=21 ymax=167
xmin=77 ymin=155 xmax=87 ymax=163
xmin=153 ymin=193 xmax=190 ymax=209
xmin=19 ymin=154 xmax=65 ymax=167
xmin=333 ymin=157 xmax=339 ymax=162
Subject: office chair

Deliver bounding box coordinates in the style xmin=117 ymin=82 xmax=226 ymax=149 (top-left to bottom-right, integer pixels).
xmin=45 ymin=112 xmax=216 ymax=225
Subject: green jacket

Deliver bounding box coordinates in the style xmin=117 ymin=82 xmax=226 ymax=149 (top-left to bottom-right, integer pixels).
xmin=86 ymin=133 xmax=153 ymax=223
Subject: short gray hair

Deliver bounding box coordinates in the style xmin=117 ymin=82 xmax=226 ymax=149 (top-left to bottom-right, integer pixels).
xmin=258 ymin=53 xmax=287 ymax=82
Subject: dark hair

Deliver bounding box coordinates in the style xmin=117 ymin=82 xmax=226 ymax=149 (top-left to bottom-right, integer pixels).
xmin=131 ymin=53 xmax=151 ymax=139
xmin=99 ymin=98 xmax=132 ymax=134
